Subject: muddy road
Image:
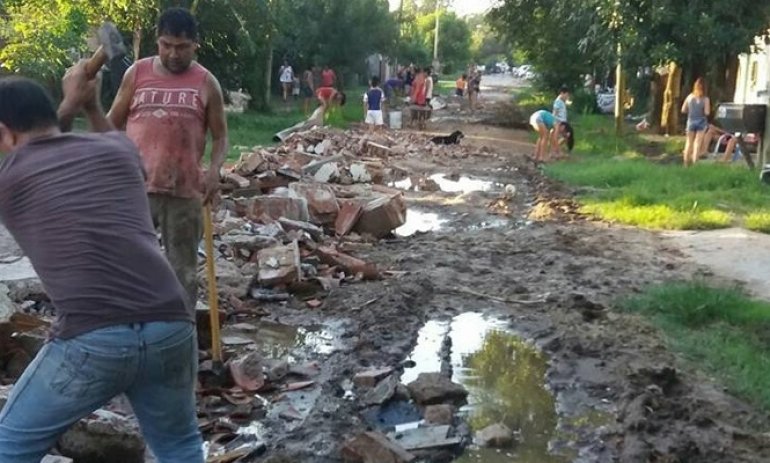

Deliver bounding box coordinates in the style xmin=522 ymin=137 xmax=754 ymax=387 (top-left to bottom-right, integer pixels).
xmin=1 ymin=76 xmax=769 ymax=463
xmin=233 ymin=99 xmax=770 ymax=461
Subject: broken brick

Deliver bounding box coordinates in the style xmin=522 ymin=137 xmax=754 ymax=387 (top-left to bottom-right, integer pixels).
xmin=316 ymin=246 xmax=379 ymax=280
xmin=335 ymin=200 xmax=365 ymax=236
xmin=353 ymin=194 xmax=407 ymax=239
xmin=289 ymin=182 xmax=340 ymax=225
xmin=238 ymin=196 xmax=309 ymax=222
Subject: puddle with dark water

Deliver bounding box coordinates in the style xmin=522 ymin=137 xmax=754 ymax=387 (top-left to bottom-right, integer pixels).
xmin=402 ymin=313 xmax=569 ymax=463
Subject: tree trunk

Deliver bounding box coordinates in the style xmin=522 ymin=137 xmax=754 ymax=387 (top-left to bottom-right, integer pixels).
xmin=650 ymin=71 xmax=664 ymax=132
xmin=661 ymin=62 xmax=682 ymax=136
xmin=132 ymin=23 xmax=142 ymax=61
xmin=264 ymin=43 xmax=273 ymax=108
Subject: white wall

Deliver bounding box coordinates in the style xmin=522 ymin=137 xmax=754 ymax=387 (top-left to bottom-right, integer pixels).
xmin=734 ymin=40 xmax=770 ymax=104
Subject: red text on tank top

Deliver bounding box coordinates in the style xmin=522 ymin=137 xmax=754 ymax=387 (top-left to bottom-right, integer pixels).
xmin=126 ymin=57 xmax=209 ymax=199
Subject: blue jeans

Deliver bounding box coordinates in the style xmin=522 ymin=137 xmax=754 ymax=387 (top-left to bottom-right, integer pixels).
xmin=0 ymin=321 xmax=203 ymax=463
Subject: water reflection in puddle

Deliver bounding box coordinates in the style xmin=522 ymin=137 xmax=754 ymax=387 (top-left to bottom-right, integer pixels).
xmin=430 ymin=174 xmax=495 ymax=194
xmin=396 ymin=209 xmax=449 ymax=236
xmin=389 ymin=174 xmax=498 ymax=194
xmin=223 ymin=320 xmax=341 ymax=361
xmin=402 ymin=313 xmax=567 ymax=463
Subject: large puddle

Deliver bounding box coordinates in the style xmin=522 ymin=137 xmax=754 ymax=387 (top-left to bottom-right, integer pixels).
xmin=402 ymin=313 xmax=568 ymax=463
xmin=395 ymin=209 xmax=510 ymax=237
xmin=390 ymin=173 xmax=498 ymax=195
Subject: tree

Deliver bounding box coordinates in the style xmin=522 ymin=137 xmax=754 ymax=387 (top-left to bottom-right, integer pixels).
xmin=415 ymin=10 xmax=470 ymax=74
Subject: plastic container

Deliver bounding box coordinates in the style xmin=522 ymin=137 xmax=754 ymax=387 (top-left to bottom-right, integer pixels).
xmin=389 ymin=111 xmax=402 ymax=129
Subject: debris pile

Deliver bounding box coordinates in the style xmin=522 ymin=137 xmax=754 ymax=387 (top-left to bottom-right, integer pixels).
xmin=208 ymin=127 xmax=497 ymax=310
xmin=342 ymin=370 xmax=470 ymax=462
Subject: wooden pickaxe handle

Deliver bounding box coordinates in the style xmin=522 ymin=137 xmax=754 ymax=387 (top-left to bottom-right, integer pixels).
xmin=203 ymin=205 xmax=223 ymax=363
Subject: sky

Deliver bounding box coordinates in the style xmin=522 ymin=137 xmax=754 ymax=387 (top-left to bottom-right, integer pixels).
xmin=388 ymin=0 xmax=496 ymax=17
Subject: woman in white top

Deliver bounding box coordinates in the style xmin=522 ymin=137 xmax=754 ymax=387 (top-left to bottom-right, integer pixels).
xmin=279 ymin=59 xmax=294 ymax=103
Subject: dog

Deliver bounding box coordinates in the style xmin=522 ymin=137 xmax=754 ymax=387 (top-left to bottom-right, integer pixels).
xmin=431 ymin=130 xmax=464 ymax=145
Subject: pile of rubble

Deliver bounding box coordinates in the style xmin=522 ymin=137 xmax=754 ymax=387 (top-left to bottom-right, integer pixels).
xmin=208 ymin=127 xmax=494 ymax=309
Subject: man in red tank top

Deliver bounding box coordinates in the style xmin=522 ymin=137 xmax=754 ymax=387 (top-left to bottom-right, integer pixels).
xmin=108 ymin=7 xmax=228 ymax=306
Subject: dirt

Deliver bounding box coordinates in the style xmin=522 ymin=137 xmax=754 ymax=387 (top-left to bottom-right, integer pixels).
xmin=2 ymin=77 xmax=770 ymax=463
xmin=241 ymin=120 xmax=770 ymax=461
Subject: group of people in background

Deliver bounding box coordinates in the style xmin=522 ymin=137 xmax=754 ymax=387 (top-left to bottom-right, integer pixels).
xmin=278 ymin=61 xmax=345 ymax=114
xmin=455 ymin=67 xmax=482 ymax=112
xmin=529 ymin=86 xmax=575 ymax=162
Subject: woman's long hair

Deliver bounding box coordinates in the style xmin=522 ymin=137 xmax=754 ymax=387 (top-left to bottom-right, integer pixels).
xmin=562 ymin=122 xmax=575 ymax=152
xmin=692 ymin=77 xmax=706 ymax=98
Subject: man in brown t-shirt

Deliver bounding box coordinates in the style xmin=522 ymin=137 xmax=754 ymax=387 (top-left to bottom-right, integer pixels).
xmin=0 ymin=67 xmax=203 ymax=462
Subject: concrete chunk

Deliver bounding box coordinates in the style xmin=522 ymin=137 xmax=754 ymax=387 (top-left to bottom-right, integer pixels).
xmin=257 ymin=241 xmax=301 ymax=287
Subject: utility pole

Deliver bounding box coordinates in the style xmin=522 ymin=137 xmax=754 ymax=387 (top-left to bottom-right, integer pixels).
xmin=433 ymin=0 xmax=440 ymax=60
xmin=612 ymin=0 xmax=624 ymax=136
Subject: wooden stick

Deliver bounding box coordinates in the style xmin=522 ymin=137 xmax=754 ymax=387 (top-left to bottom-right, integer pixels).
xmin=446 ymin=286 xmax=547 ymax=305
xmin=203 ymin=205 xmax=223 ymax=363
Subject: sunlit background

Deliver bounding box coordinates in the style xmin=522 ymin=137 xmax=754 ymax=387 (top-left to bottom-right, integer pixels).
xmin=388 ymin=0 xmax=496 ymax=17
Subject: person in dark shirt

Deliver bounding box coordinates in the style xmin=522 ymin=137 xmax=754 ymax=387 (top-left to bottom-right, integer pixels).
xmin=0 ymin=63 xmax=203 ymax=462
xmin=363 ymin=76 xmax=386 ymax=132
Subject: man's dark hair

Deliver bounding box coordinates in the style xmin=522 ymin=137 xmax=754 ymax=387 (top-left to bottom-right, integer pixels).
xmin=157 ymin=7 xmax=198 ymax=41
xmin=371 ymin=76 xmax=380 ymax=87
xmin=0 ymin=77 xmax=58 ymax=132
xmin=559 ymin=85 xmax=570 ymax=94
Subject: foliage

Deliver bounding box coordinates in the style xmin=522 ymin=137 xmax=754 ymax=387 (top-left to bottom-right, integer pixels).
xmin=544 ymin=114 xmax=770 ymax=232
xmin=489 ymin=0 xmax=770 ymax=95
xmin=620 ymin=282 xmax=770 ymax=409
xmin=0 ymin=0 xmax=92 ymax=86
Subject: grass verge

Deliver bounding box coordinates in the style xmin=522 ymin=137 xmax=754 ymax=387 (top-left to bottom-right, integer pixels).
xmin=619 ymin=282 xmax=770 ymax=410
xmin=543 ymin=113 xmax=770 ymax=231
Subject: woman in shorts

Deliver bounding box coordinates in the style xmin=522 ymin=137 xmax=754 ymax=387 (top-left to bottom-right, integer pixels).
xmin=529 ymin=109 xmax=560 ymax=162
xmin=681 ymin=77 xmax=711 ymax=167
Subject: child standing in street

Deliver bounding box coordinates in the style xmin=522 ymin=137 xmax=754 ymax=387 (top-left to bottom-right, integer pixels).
xmin=364 ymin=76 xmax=386 ymax=131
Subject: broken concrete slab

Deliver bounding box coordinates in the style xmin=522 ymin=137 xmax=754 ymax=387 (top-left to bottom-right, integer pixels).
xmin=388 ymin=425 xmax=462 ymax=451
xmin=302 ymin=154 xmax=345 ymax=175
xmin=406 ymin=373 xmax=468 ymax=406
xmin=289 ymin=182 xmax=340 ymax=225
xmin=350 ymin=163 xmax=372 ymax=183
xmin=475 ymin=422 xmax=515 ymax=448
xmin=354 ymin=367 xmax=394 ymax=388
xmin=225 ymin=172 xmax=251 ymax=189
xmin=353 ymin=194 xmax=407 ymax=239
xmin=58 ymin=409 xmax=145 ymax=463
xmin=314 ymin=162 xmax=340 ymax=183
xmin=341 ymin=431 xmax=415 ymax=463
xmin=257 ymin=241 xmax=301 ymax=287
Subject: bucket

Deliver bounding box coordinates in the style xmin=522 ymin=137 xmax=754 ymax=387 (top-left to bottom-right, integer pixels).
xmin=389 ymin=111 xmax=402 ymax=129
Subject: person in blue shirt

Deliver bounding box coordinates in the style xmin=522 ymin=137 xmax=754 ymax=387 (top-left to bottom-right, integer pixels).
xmin=529 ymin=109 xmax=574 ymax=162
xmin=553 ymin=86 xmax=570 ymax=123
xmin=363 ymin=76 xmax=386 ymax=131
